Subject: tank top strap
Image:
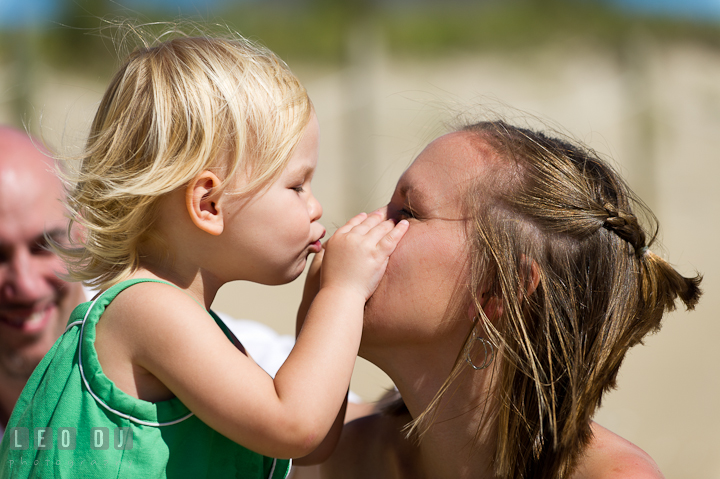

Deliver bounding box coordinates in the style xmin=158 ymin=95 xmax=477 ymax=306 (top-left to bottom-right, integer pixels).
xmin=66 ymin=278 xmax=207 ymax=331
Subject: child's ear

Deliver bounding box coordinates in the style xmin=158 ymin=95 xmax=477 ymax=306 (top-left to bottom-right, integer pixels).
xmin=186 ymin=171 xmax=224 ymax=236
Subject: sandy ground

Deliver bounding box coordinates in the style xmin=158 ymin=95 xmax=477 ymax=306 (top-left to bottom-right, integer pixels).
xmin=2 ymin=37 xmax=718 ymax=477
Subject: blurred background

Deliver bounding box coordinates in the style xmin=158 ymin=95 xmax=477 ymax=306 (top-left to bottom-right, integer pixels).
xmin=1 ymin=0 xmax=718 ymax=476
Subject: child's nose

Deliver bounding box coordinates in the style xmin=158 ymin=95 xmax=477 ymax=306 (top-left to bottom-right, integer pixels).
xmin=309 ymin=195 xmax=322 ymax=221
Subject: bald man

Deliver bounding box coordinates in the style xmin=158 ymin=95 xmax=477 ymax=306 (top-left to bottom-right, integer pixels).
xmin=0 ymin=127 xmax=86 ymax=436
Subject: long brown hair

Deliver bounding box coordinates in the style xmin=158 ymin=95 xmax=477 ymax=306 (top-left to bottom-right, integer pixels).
xmin=412 ymin=120 xmax=701 ymax=478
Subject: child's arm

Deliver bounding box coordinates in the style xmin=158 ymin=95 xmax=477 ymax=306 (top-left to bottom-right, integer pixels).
xmin=270 ymin=211 xmax=407 ymax=455
xmin=292 ymin=248 xmax=346 ymax=465
xmin=119 ymin=212 xmax=407 ymax=459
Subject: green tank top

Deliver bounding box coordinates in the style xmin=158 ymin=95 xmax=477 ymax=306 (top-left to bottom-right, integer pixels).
xmin=0 ymin=279 xmax=291 ymax=478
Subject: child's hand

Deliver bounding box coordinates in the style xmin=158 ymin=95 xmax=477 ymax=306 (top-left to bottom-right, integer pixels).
xmin=321 ymin=209 xmax=408 ymax=302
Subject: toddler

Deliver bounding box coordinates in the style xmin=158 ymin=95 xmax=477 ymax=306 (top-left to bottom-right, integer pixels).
xmin=0 ymin=32 xmax=407 ymax=478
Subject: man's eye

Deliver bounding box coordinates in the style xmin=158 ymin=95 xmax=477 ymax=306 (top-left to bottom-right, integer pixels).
xmin=31 ymin=239 xmax=52 ymax=255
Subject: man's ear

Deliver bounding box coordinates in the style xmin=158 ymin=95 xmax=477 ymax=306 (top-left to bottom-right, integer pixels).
xmin=185 ymin=171 xmax=224 ymax=236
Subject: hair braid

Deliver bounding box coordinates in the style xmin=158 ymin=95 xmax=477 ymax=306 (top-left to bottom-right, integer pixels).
xmin=601 ymin=203 xmax=647 ymax=255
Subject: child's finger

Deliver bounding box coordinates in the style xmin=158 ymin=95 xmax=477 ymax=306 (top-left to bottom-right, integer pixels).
xmin=376 ymin=219 xmax=409 ymax=255
xmin=347 ymin=209 xmax=386 ymax=235
xmin=335 ymin=212 xmax=368 ymax=234
xmin=370 ymin=205 xmax=388 ymax=219
xmin=361 ymin=215 xmax=402 ymax=244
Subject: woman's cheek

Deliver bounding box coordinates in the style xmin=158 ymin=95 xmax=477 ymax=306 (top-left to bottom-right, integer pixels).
xmin=380 ymin=233 xmax=415 ymax=288
xmin=366 ymin=233 xmax=418 ymax=314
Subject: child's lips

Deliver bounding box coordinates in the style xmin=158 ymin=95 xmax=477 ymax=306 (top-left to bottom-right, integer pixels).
xmin=309 ymin=230 xmax=326 ymax=253
xmin=309 ymin=240 xmax=322 ymax=253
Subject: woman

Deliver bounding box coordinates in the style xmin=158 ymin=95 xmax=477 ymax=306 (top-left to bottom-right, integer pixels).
xmin=318 ymin=120 xmax=701 ymax=478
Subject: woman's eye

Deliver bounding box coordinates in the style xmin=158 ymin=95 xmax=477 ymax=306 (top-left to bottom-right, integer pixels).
xmin=398 ymin=207 xmax=415 ymax=219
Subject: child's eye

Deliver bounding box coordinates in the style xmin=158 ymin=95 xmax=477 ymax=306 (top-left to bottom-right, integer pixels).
xmin=292 ymin=186 xmax=305 ymax=193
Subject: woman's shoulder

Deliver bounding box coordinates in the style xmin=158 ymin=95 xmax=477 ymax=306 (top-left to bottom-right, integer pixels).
xmin=572 ymin=422 xmax=665 ymax=479
xmin=321 ymin=408 xmax=420 ymax=479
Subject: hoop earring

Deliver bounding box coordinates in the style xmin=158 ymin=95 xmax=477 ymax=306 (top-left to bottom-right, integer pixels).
xmin=466 ymin=337 xmax=495 ymax=370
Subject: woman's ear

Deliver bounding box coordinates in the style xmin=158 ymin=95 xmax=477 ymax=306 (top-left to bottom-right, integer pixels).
xmin=520 ymin=255 xmax=541 ymax=299
xmin=481 ymin=294 xmax=503 ymax=322
xmin=469 ymin=288 xmax=504 ymax=322
xmin=186 ymin=171 xmax=224 ymax=236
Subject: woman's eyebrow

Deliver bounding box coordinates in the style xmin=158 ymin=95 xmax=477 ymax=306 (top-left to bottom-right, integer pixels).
xmin=400 ymin=183 xmax=424 ymax=202
xmin=404 ymin=184 xmax=466 ymax=221
xmin=405 ymin=185 xmax=435 ymax=210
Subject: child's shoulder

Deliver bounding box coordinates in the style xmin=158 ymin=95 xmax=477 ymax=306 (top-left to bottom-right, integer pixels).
xmin=104 ymin=279 xmax=201 ymax=316
xmin=97 ymin=279 xmax=209 ymax=344
xmin=93 ymin=279 xmax=217 ymax=402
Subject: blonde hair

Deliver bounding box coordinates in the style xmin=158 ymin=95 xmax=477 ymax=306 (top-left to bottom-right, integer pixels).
xmin=56 ymin=28 xmax=311 ymax=289
xmin=409 ymin=121 xmax=701 ymax=478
